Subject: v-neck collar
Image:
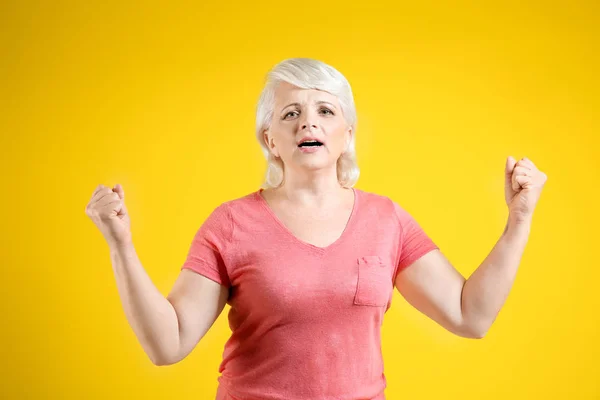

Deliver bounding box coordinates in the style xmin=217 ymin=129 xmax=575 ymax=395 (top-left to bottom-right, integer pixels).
xmin=255 ymin=187 xmax=359 ymax=255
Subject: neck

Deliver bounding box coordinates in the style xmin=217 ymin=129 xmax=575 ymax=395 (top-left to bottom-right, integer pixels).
xmin=275 ymin=167 xmax=349 ymax=206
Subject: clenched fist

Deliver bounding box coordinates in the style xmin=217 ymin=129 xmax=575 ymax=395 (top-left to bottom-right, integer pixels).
xmin=504 ymin=156 xmax=548 ymax=225
xmin=85 ymin=184 xmax=132 ymax=248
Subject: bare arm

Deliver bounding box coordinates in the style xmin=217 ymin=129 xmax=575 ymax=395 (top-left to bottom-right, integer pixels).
xmin=110 ymin=243 xmax=229 ymax=366
xmin=460 ymin=219 xmax=530 ymax=337
xmin=395 ymin=156 xmax=546 ymax=338
xmin=394 ymin=249 xmax=470 ymax=337
xmin=394 ymin=218 xmax=531 ymax=339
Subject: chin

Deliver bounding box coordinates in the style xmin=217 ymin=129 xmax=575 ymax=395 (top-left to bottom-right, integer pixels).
xmin=287 ymin=151 xmax=339 ymax=170
xmin=296 ymin=159 xmax=336 ymax=170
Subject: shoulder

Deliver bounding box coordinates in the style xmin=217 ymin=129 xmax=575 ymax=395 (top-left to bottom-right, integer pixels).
xmin=200 ymin=190 xmax=258 ymax=225
xmin=208 ymin=190 xmax=267 ymax=232
xmin=220 ymin=189 xmax=261 ymax=212
xmin=356 ymin=187 xmax=399 ymax=213
xmin=356 ymin=188 xmax=415 ymax=224
xmin=195 ymin=191 xmax=260 ymax=244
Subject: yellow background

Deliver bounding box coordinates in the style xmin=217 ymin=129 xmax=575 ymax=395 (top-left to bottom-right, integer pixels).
xmin=1 ymin=0 xmax=598 ymax=399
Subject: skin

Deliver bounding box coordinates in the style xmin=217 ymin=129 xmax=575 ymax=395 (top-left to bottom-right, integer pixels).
xmin=394 ymin=157 xmax=547 ymax=338
xmin=257 ymin=81 xmax=359 ymax=248
xmin=260 ymin=82 xmax=549 ymax=341
xmin=261 ymin=81 xmax=354 ymax=210
xmin=98 ymin=80 xmax=547 ymax=367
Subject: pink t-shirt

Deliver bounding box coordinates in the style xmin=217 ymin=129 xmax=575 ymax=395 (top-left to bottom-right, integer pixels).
xmin=181 ymin=187 xmax=439 ymax=400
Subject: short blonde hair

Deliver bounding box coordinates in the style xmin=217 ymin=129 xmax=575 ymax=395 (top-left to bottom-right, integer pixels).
xmin=255 ymin=58 xmax=359 ymax=188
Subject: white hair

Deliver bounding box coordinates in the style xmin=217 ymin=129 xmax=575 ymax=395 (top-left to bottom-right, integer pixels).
xmin=255 ymin=58 xmax=360 ymax=189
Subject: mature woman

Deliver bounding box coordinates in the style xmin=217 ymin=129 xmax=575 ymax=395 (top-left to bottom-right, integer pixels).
xmin=85 ymin=58 xmax=547 ymax=400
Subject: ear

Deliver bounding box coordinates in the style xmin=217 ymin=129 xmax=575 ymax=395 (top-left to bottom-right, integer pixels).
xmin=344 ymin=126 xmax=353 ymax=152
xmin=263 ymin=130 xmax=280 ymax=158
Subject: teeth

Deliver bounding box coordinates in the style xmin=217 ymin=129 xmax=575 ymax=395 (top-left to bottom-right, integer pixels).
xmin=299 ymin=140 xmax=321 ymax=146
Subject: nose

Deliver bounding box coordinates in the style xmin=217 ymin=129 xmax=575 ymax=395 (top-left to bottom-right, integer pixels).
xmin=300 ymin=116 xmax=317 ymax=130
xmin=301 ymin=122 xmax=317 ymax=130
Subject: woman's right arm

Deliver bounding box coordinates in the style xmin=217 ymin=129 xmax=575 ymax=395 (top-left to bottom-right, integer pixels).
xmin=86 ymin=184 xmax=228 ymax=365
xmin=110 ymin=243 xmax=229 ymax=366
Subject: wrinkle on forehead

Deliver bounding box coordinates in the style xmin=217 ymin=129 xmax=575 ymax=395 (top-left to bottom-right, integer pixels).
xmin=273 ymin=81 xmax=340 ymax=111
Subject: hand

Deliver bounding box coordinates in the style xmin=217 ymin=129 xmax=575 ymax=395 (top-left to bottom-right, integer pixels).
xmin=85 ymin=184 xmax=132 ymax=248
xmin=504 ymin=156 xmax=548 ymax=225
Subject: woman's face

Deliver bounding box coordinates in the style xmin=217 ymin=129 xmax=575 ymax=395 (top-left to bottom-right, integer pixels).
xmin=264 ymin=81 xmax=352 ymax=175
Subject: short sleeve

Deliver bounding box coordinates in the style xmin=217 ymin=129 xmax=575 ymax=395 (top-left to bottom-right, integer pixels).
xmin=181 ymin=203 xmax=232 ymax=288
xmin=393 ymin=201 xmax=439 ymax=274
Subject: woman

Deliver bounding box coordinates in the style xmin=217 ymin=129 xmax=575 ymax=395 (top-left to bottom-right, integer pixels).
xmin=85 ymin=58 xmax=547 ymax=399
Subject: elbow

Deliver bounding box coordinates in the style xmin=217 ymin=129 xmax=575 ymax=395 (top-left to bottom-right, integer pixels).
xmin=150 ymin=353 xmax=167 ymax=366
xmin=152 ymin=355 xmax=176 ymax=366
xmin=461 ymin=323 xmax=489 ymax=339
xmin=466 ymin=329 xmax=487 ymax=339
xmin=151 ymin=356 xmax=168 ymax=366
xmin=148 ymin=338 xmax=183 ymax=366
xmin=150 ymin=351 xmax=180 ymax=367
xmin=457 ymin=308 xmax=491 ymax=339
xmin=454 ymin=318 xmax=489 ymax=339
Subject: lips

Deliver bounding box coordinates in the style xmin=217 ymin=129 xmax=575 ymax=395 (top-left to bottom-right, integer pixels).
xmin=297 ymin=136 xmax=324 ymax=147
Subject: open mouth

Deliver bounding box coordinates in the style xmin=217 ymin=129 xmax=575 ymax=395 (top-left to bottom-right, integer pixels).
xmin=298 ymin=140 xmax=324 ymax=148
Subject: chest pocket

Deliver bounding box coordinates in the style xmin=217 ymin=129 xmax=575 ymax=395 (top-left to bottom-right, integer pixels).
xmin=353 ymin=255 xmax=393 ymax=307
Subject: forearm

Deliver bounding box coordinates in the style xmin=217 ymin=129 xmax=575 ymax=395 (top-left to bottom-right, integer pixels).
xmin=461 ymin=217 xmax=532 ymax=337
xmin=110 ymin=243 xmax=180 ymax=365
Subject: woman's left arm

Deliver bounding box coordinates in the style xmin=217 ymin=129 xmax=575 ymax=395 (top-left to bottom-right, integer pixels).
xmin=459 ymin=218 xmax=531 ymax=338
xmin=395 ymin=156 xmax=547 ymax=339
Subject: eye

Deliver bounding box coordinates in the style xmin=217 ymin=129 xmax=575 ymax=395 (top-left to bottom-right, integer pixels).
xmin=319 ymin=107 xmax=334 ymax=115
xmin=283 ymin=110 xmax=299 ymax=119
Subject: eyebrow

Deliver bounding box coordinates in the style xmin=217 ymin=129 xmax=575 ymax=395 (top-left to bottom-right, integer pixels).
xmin=281 ymin=101 xmax=337 ymax=111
